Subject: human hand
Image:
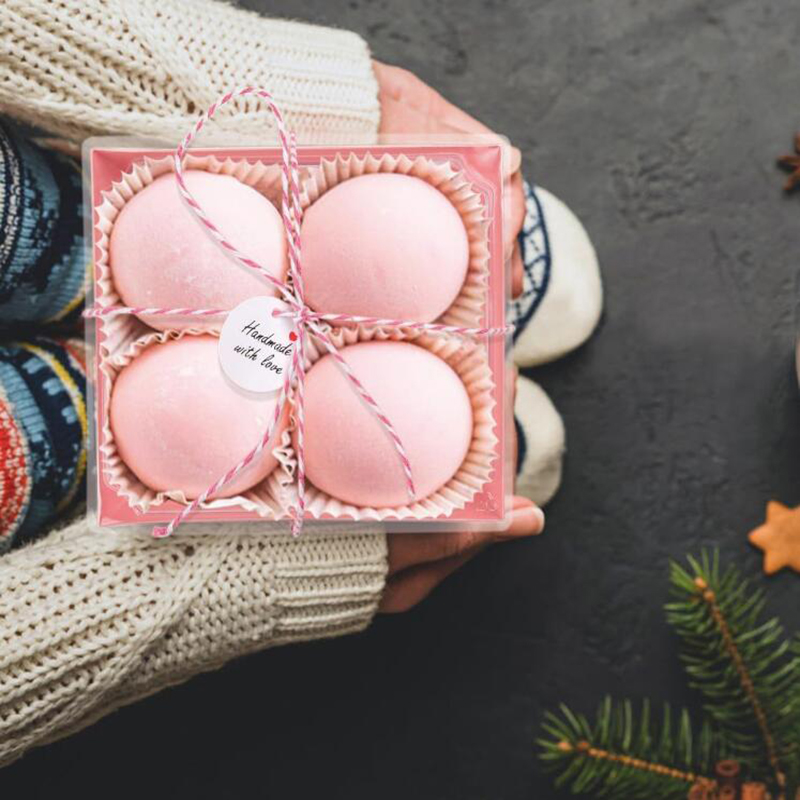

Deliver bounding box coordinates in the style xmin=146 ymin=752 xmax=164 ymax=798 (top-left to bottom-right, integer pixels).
xmin=373 ymin=64 xmax=539 ymax=611
xmin=380 ymin=496 xmax=544 ymax=612
xmin=373 ymin=61 xmax=526 ymax=298
xmin=379 ymin=372 xmax=545 ymax=613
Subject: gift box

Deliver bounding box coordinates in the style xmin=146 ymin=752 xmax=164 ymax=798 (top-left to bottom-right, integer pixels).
xmin=84 ymin=107 xmax=513 ymax=534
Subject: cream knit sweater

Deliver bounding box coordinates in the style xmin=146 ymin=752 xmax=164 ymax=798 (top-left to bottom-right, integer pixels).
xmin=0 ymin=0 xmax=381 ymax=144
xmin=0 ymin=520 xmax=387 ymax=768
xmin=0 ymin=0 xmax=387 ymax=768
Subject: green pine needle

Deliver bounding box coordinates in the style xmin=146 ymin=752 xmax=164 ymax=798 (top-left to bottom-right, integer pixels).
xmin=666 ymin=550 xmax=800 ymax=790
xmin=539 ymin=551 xmax=800 ymax=799
xmin=538 ymin=697 xmax=721 ymax=800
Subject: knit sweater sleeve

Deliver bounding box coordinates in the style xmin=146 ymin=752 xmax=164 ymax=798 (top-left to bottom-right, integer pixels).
xmin=0 ymin=1 xmax=386 ymax=765
xmin=0 ymin=519 xmax=387 ymax=767
xmin=0 ymin=0 xmax=380 ymax=144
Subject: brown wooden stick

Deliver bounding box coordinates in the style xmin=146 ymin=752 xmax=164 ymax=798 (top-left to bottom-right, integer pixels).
xmin=695 ymin=578 xmax=786 ymax=797
xmin=559 ymin=739 xmax=716 ymax=789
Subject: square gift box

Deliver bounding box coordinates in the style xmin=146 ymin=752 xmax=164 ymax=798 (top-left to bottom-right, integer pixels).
xmin=84 ymin=138 xmax=513 ymax=533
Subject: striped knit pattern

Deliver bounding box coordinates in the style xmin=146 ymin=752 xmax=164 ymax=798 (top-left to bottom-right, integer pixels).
xmin=0 ymin=338 xmax=87 ymax=551
xmin=0 ymin=119 xmax=86 ymax=324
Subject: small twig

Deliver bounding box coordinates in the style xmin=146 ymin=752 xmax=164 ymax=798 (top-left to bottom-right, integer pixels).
xmin=558 ymin=739 xmax=716 ymax=789
xmin=695 ymin=577 xmax=786 ymax=799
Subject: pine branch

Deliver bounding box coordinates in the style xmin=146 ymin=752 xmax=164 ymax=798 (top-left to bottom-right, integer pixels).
xmin=538 ymin=697 xmax=722 ymax=799
xmin=790 ymin=635 xmax=800 ymax=791
xmin=667 ymin=551 xmax=800 ymax=795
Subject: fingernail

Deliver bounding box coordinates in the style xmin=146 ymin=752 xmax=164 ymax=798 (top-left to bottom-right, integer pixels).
xmin=511 ymin=505 xmax=546 ymax=535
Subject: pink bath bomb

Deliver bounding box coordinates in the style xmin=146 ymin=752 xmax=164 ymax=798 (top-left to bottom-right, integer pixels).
xmin=110 ymin=335 xmax=286 ymax=499
xmin=109 ymin=171 xmax=287 ymax=330
xmin=300 ymin=173 xmax=470 ymax=323
xmin=296 ymin=341 xmax=473 ymax=508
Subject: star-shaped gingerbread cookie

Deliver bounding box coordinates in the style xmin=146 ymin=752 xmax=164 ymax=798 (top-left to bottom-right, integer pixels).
xmin=749 ymin=501 xmax=800 ymax=575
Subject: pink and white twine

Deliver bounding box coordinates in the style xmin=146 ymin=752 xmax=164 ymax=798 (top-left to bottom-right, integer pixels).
xmin=87 ymin=87 xmax=511 ymax=538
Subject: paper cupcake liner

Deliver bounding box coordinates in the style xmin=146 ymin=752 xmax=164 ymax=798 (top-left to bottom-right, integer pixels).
xmin=299 ymin=152 xmax=491 ymax=329
xmin=99 ymin=328 xmax=295 ymax=518
xmin=93 ymin=153 xmax=287 ymax=356
xmin=283 ymin=326 xmax=498 ymax=522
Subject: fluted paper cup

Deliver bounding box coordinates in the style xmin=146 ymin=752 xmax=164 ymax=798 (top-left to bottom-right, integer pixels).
xmin=299 ymin=152 xmax=491 ymax=329
xmin=283 ymin=325 xmax=498 ymax=522
xmin=98 ymin=328 xmax=294 ymax=518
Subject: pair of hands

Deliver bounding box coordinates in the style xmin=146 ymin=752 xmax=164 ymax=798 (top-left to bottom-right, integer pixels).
xmin=374 ymin=63 xmax=545 ymax=613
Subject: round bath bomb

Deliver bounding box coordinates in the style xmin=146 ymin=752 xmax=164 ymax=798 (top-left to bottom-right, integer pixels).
xmin=109 ymin=171 xmax=287 ymax=330
xmin=296 ymin=341 xmax=472 ymax=508
xmin=300 ymin=173 xmax=470 ymax=323
xmin=110 ymin=335 xmax=286 ymax=499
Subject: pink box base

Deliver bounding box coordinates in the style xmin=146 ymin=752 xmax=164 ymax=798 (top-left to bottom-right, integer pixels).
xmin=87 ymin=143 xmax=510 ymax=529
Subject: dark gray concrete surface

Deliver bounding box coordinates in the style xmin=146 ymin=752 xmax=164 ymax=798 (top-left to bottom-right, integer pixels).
xmin=3 ymin=2 xmax=800 ymax=798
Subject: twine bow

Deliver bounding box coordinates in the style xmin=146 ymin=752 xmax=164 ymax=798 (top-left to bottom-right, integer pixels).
xmin=87 ymin=87 xmax=511 ymax=537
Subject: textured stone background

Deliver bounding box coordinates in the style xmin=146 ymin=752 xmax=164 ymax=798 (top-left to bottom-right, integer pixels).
xmin=3 ymin=1 xmax=800 ymax=798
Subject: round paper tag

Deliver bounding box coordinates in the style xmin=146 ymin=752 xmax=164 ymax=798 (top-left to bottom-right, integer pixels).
xmin=218 ymin=296 xmax=297 ymax=393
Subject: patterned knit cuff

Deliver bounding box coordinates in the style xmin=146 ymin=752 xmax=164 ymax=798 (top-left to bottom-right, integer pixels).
xmin=0 ymin=384 xmax=31 ymax=552
xmin=0 ymin=338 xmax=87 ymax=551
xmin=0 ymin=120 xmax=86 ymax=324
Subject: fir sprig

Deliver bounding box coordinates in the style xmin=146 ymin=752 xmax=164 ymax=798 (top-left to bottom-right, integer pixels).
xmin=539 ymin=698 xmax=721 ymax=799
xmin=667 ymin=551 xmax=800 ymax=792
xmin=539 ymin=551 xmax=800 ymax=799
